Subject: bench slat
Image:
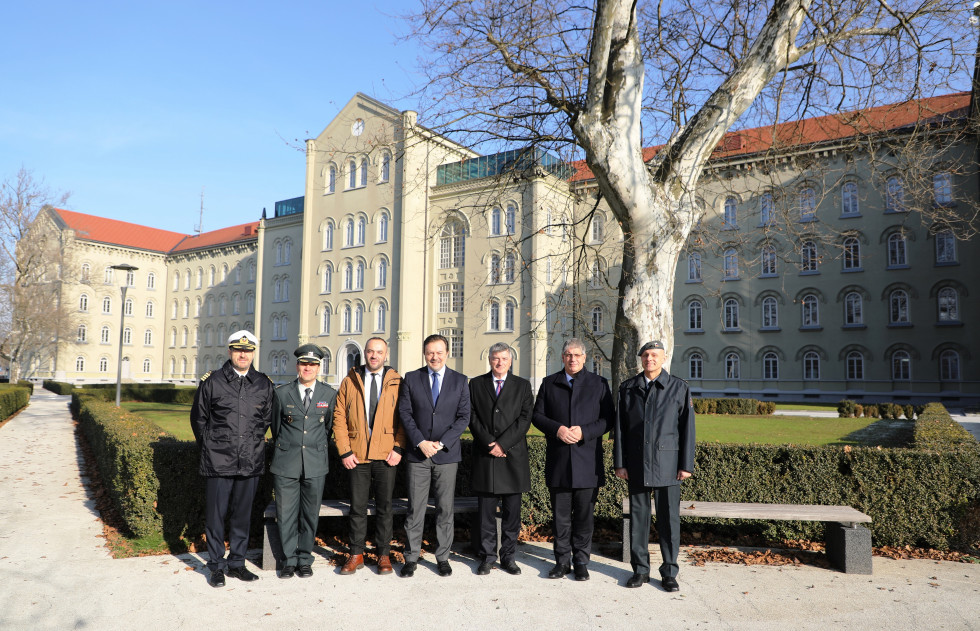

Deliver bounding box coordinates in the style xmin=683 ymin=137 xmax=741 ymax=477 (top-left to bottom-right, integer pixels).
xmin=265 ymin=496 xmax=480 ymax=519
xmin=622 ymin=498 xmax=871 ymax=523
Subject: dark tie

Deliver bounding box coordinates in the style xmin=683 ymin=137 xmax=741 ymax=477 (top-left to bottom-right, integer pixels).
xmin=431 ymin=371 xmax=440 ymax=406
xmin=303 ymin=387 xmax=312 ymax=412
xmin=568 ymin=378 xmax=573 ymax=389
xmin=369 ymin=373 xmax=378 ymax=432
xmin=495 ymin=379 xmax=503 ymax=396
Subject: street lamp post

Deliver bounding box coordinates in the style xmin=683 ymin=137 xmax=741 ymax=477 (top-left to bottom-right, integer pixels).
xmin=110 ymin=264 xmax=138 ymax=407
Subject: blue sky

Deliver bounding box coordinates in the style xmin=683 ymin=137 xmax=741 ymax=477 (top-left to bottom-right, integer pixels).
xmin=1 ymin=0 xmax=422 ymax=234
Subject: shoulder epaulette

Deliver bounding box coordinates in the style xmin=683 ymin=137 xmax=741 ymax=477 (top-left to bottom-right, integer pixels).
xmin=200 ymin=371 xmax=212 ymax=382
xmin=268 ymin=375 xmax=275 ymax=383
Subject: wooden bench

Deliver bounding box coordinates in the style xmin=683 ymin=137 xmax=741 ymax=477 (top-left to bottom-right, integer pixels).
xmin=262 ymin=496 xmax=488 ymax=571
xmin=622 ymin=499 xmax=873 ymax=574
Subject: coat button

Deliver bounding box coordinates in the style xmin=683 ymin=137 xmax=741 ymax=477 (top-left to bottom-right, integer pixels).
xmin=304 ymin=430 xmax=307 ymax=434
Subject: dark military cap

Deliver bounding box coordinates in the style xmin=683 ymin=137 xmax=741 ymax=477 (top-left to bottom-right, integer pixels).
xmin=294 ymin=344 xmax=324 ymax=364
xmin=637 ymin=340 xmax=665 ymax=355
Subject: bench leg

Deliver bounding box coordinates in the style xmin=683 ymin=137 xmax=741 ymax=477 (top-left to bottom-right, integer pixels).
xmin=825 ymin=523 xmax=872 ymax=574
xmin=622 ymin=514 xmax=631 ymax=564
xmin=262 ymin=517 xmax=281 ymax=572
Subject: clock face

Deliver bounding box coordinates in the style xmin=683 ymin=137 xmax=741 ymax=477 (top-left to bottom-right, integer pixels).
xmin=352 ymin=119 xmax=365 ymax=136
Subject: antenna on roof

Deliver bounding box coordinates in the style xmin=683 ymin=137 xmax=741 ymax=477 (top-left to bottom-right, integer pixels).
xmin=194 ymin=188 xmax=205 ymax=234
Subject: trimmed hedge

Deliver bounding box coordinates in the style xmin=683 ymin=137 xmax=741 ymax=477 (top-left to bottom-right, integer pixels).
xmin=43 ymin=380 xmax=75 ymax=395
xmin=73 ymin=393 xmax=980 ymax=551
xmin=693 ymin=397 xmax=775 ymax=415
xmin=914 ymin=402 xmax=977 ymax=451
xmin=0 ymin=386 xmax=31 ymax=421
xmin=77 ymin=384 xmax=195 ymax=404
xmin=16 ymin=380 xmax=34 ymax=395
xmin=838 ymin=399 xmax=926 ymax=419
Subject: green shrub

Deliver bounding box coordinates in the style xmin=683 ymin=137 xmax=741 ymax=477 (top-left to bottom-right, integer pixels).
xmin=0 ymin=387 xmax=30 ymax=420
xmin=837 ymin=400 xmax=857 ymax=418
xmin=16 ymin=380 xmax=34 ymax=395
xmin=913 ymin=403 xmax=977 ymax=451
xmin=755 ymin=400 xmax=776 ymax=415
xmin=865 ymin=404 xmax=880 ymax=418
xmin=854 ymin=403 xmax=864 ymax=418
xmin=694 ymin=397 xmax=769 ymax=415
xmin=43 ymin=380 xmax=75 ymax=395
xmin=903 ymin=404 xmax=915 ymax=421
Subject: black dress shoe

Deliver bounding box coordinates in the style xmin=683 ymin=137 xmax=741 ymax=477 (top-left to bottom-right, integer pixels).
xmin=279 ymin=565 xmax=296 ymax=579
xmin=477 ymin=560 xmax=493 ymax=575
xmin=226 ymin=566 xmax=259 ymax=582
xmin=437 ymin=560 xmax=452 ymax=577
xmin=296 ymin=564 xmax=313 ymax=578
xmin=208 ymin=570 xmax=225 ymax=587
xmin=547 ymin=563 xmax=571 ymax=579
xmin=400 ymin=561 xmax=417 ymax=577
xmin=573 ymin=565 xmax=590 ymax=581
xmin=626 ymin=573 xmax=649 ymax=588
xmin=661 ymin=576 xmax=680 ymax=592
xmin=500 ymin=560 xmax=521 ymax=575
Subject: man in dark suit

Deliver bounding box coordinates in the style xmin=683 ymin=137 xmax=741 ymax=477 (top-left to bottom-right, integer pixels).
xmin=532 ymin=338 xmax=615 ymax=581
xmin=191 ymin=330 xmax=274 ymax=588
xmin=270 ymin=344 xmax=338 ymax=579
xmin=397 ymin=333 xmax=471 ymax=577
xmin=469 ymin=342 xmax=534 ymax=576
xmin=614 ymin=340 xmax=696 ymax=592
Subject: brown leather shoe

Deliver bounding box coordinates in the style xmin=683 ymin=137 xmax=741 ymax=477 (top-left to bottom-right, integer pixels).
xmin=340 ymin=554 xmax=364 ymax=575
xmin=377 ymin=555 xmax=393 ymax=575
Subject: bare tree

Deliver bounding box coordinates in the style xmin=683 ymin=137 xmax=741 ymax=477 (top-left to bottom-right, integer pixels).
xmin=0 ymin=168 xmax=73 ymax=381
xmin=408 ymin=0 xmax=978 ymax=387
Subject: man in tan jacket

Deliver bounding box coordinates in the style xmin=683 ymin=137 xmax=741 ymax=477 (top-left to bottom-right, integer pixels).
xmin=333 ymin=337 xmax=406 ymax=575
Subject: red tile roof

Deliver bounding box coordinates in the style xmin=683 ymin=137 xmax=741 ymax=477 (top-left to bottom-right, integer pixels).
xmin=52 ymin=209 xmax=258 ymax=254
xmin=568 ymin=92 xmax=971 ymax=183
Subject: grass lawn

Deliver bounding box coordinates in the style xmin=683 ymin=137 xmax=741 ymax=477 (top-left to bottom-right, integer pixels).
xmin=120 ymin=402 xmax=195 ymax=441
xmin=696 ymin=414 xmax=909 ymax=446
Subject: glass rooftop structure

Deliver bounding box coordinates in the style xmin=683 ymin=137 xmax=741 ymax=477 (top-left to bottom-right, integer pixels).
xmin=436 ymin=147 xmax=573 ymax=186
xmin=274 ymin=196 xmax=304 ymax=218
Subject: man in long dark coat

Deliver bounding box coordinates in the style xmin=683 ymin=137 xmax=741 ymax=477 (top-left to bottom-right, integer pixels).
xmin=614 ymin=340 xmax=696 ymax=592
xmin=468 ymin=342 xmax=534 ymax=576
xmin=532 ymin=338 xmax=615 ymax=581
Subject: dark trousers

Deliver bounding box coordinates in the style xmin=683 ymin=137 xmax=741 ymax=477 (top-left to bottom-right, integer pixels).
xmin=404 ymin=459 xmax=458 ymax=563
xmin=477 ymin=492 xmax=521 ymax=563
xmin=628 ymin=482 xmax=680 ymax=578
xmin=204 ymin=475 xmax=260 ymax=572
xmin=273 ymin=473 xmax=326 ymax=567
xmin=348 ymin=459 xmax=398 ymax=556
xmin=549 ymin=486 xmax=598 ymax=567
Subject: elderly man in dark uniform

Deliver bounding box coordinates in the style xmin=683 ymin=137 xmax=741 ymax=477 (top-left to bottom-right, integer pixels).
xmin=614 ymin=340 xmax=696 ymax=592
xmin=270 ymin=344 xmax=337 ymax=579
xmin=469 ymin=342 xmax=534 ymax=576
xmin=532 ymin=338 xmax=615 ymax=581
xmin=191 ymin=330 xmax=275 ymax=587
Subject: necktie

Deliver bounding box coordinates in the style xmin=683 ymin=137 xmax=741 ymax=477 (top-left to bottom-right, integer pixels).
xmin=568 ymin=378 xmax=573 ymax=389
xmin=431 ymin=371 xmax=440 ymax=406
xmin=495 ymin=379 xmax=503 ymax=396
xmin=369 ymin=373 xmax=378 ymax=432
xmin=304 ymin=387 xmax=312 ymax=412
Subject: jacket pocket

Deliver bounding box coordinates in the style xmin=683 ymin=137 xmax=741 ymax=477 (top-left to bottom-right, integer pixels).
xmin=276 ymin=441 xmax=289 ymax=451
xmin=208 ymin=428 xmax=231 ymax=442
xmin=657 ymin=437 xmax=678 ymax=450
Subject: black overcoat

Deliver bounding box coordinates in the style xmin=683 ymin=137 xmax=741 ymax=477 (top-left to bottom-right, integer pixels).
xmin=531 ymin=369 xmax=615 ymax=489
xmin=468 ymin=372 xmax=534 ymax=494
xmin=613 ymin=370 xmax=696 ymax=488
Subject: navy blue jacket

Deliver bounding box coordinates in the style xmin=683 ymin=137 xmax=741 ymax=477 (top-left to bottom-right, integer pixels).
xmin=397 ymin=366 xmax=471 ymax=464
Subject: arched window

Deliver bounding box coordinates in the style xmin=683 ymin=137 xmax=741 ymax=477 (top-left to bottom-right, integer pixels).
xmin=589 ymin=259 xmax=604 ymax=288
xmin=102 ymin=296 xmax=112 ymax=314
xmin=146 ymin=272 xmax=155 ymax=289
xmin=723 ymin=249 xmax=738 ymax=279
xmin=505 ymin=204 xmax=517 ymax=235
xmin=181 ymin=357 xmax=187 ymax=375
xmin=887 ymin=233 xmax=908 ymax=267
xmin=723 ymin=299 xmax=739 ymax=330
xmin=591 ymin=305 xmax=603 ymax=333
xmin=725 ymin=353 xmax=740 ymax=379
xmin=327 ymin=164 xmax=337 ymax=194
xmin=184 ymin=269 xmax=191 ymax=290
xmin=803 ymin=351 xmax=820 ymax=380
xmin=321 ymin=305 xmax=331 ymax=334
xmin=937 ymin=288 xmax=959 ymax=322
xmin=172 ymin=270 xmax=180 ymax=290
xmin=208 ymin=266 xmax=216 ymax=286
xmin=842 ymin=182 xmax=859 ymax=215
xmin=377 ymin=258 xmax=388 ymax=288
xmin=891 ymin=350 xmax=911 ymax=380
xmin=763 ymin=352 xmax=779 ymax=380
xmin=182 ymin=299 xmax=190 ymax=318
xmin=170 ymin=328 xmax=177 ymax=347
xmin=322 ymin=264 xmax=333 ymax=294
xmin=206 ymin=296 xmax=214 ymax=317
xmin=344 ymin=263 xmax=354 ymax=291
xmin=181 ymin=327 xmax=188 ymax=346
xmin=123 ymin=328 xmax=132 ymax=345
xmin=489 ymin=300 xmax=500 ymax=331
xmin=800 ymin=241 xmax=818 ymax=272
xmin=886 ymin=176 xmax=904 ymax=212
xmin=77 ymin=324 xmax=87 ymax=342
xmin=760 ymin=193 xmax=774 ymax=225
xmin=205 ymin=327 xmax=213 ymax=346
xmin=345 ymin=218 xmax=355 ymax=247
xmin=439 ymin=221 xmax=465 ymax=268
xmin=889 ymin=290 xmax=910 ymax=324
xmin=79 ymin=294 xmax=89 ymax=312
xmin=489 ymin=254 xmax=501 ymax=285
xmin=143 ymin=359 xmax=151 ymax=374
xmin=323 ymin=222 xmax=334 ymax=250
xmin=490 ymin=207 xmax=502 ymax=236
xmin=343 ymin=305 xmax=352 ymax=333
xmin=196 ymin=267 xmax=203 ymax=288
xmin=282 ymin=278 xmax=290 ymax=301
xmin=99 ymin=357 xmax=109 ymax=372
xmin=76 ymin=356 xmax=85 ymax=372
xmin=376 ymin=302 xmax=387 ymax=332
xmin=80 ymin=263 xmax=91 ymax=282
xmin=689 ymin=353 xmax=703 ymax=379
xmin=799 ymin=187 xmax=816 ymax=220
xmin=144 ymin=329 xmax=152 ymax=345
xmin=378 ymin=212 xmax=389 ymax=243
xmin=801 ymin=294 xmax=819 ymax=327
xmin=355 ymin=262 xmax=364 ymax=290
xmin=843 ymin=237 xmax=861 ymax=270
xmin=169 ymin=357 xmax=176 ymax=375
xmin=232 ymin=294 xmax=241 ymax=315
xmin=322 ymin=349 xmax=332 ymax=376
xmin=105 ymin=266 xmax=114 ymax=284
xmin=357 ymin=216 xmax=366 ymax=245
xmin=380 ymin=153 xmax=390 ymax=183
xmin=349 ymin=160 xmax=357 ymax=188
xmin=935 ymin=229 xmax=956 ymax=264
xmin=844 ymin=292 xmax=863 ymax=325
xmin=846 ymin=351 xmax=864 ymax=380
xmin=194 ymin=297 xmax=201 ymax=317
xmin=360 ymin=158 xmax=368 ymax=187
xmin=221 ymin=264 xmax=228 ymax=284
xmin=282 ymin=241 xmax=291 ymax=265
xmin=272 ymin=316 xmax=280 ymax=339
xmin=503 ymin=252 xmax=516 ymax=283
xmin=688 ymin=301 xmax=703 ymax=330
xmin=761 ymin=297 xmax=778 ymax=328
xmin=591 ymin=356 xmax=603 ymax=375
xmin=144 ymin=300 xmax=154 ymax=318
xmin=761 ymin=246 xmax=777 ymax=276
xmin=352 ymin=305 xmax=362 ymax=333
xmin=940 ymin=350 xmax=960 ymax=381
xmin=281 ymin=316 xmax=289 ymax=339
xmin=591 ymin=213 xmax=604 ymax=242
xmin=723 ymin=197 xmax=737 ymax=228
xmin=688 ymin=253 xmax=701 ymax=281
xmin=219 ymin=296 xmax=227 ymax=316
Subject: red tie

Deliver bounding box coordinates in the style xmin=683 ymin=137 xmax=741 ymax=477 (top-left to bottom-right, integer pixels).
xmin=495 ymin=380 xmax=503 ymax=396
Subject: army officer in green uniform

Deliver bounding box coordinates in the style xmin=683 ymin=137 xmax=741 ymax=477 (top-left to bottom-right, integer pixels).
xmin=270 ymin=344 xmax=338 ymax=578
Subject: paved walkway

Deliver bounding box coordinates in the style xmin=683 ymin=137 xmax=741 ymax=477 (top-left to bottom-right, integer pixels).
xmin=1 ymin=391 xmax=978 ymax=631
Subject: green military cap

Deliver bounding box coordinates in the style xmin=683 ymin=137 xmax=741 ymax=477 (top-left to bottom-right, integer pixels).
xmin=294 ymin=344 xmax=324 ymax=364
